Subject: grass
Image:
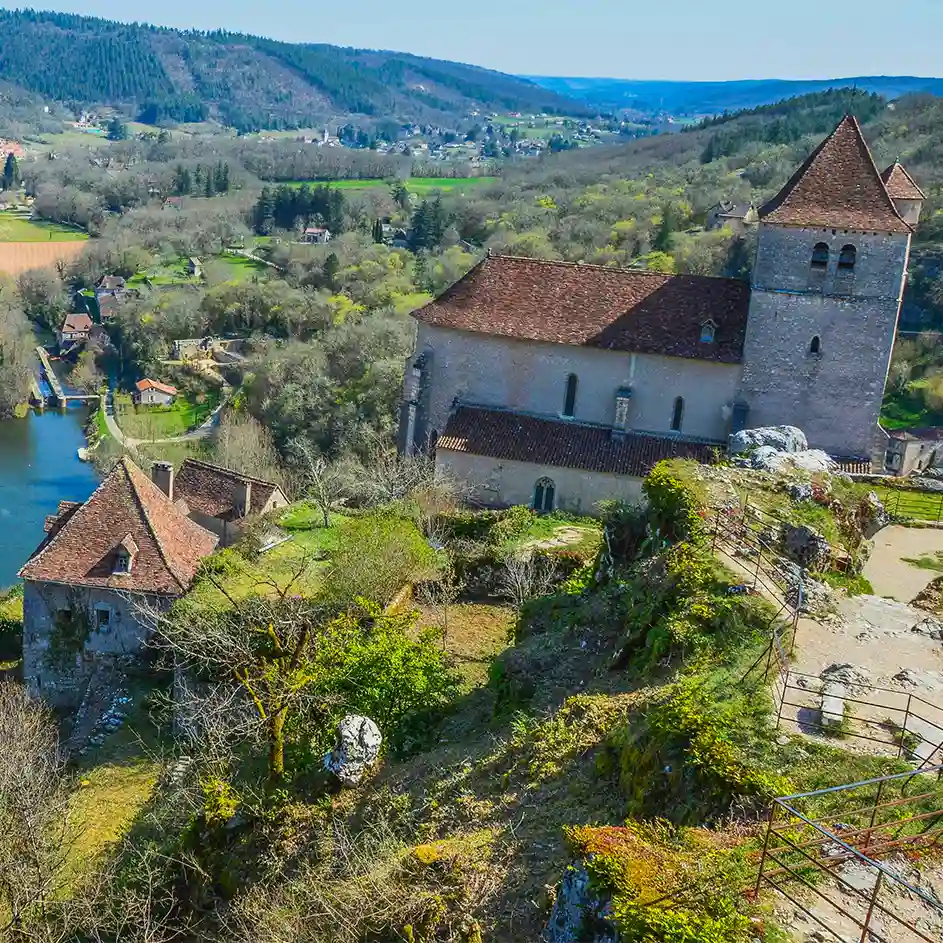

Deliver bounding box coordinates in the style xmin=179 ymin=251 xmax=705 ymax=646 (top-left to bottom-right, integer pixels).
xmin=128 ymin=253 xmax=269 ymax=288
xmin=881 ymin=390 xmax=943 ymax=431
xmin=874 ymin=485 xmax=943 ymax=522
xmin=0 ymin=211 xmax=88 ymax=242
xmin=281 ymin=176 xmax=496 ymax=194
xmin=211 ymin=253 xmax=269 ymax=281
xmin=113 ymin=390 xmax=220 ymax=441
xmin=901 ymin=551 xmax=943 ymax=572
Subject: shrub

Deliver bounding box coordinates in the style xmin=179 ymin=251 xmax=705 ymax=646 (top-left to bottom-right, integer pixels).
xmin=643 ymin=461 xmax=708 ymax=545
xmin=565 ymin=820 xmax=754 ymax=943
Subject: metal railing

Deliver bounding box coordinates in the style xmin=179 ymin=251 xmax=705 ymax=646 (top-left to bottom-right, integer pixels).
xmin=754 ymin=768 xmax=943 ymax=943
xmin=878 ymin=485 xmax=943 ymax=524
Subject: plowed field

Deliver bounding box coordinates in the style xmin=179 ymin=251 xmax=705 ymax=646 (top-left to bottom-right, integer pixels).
xmin=0 ymin=240 xmax=87 ymax=275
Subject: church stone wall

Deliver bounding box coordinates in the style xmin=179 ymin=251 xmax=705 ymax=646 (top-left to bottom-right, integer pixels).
xmin=741 ymin=224 xmax=909 ymax=457
xmin=435 ymin=450 xmax=644 ymax=514
xmin=413 ymin=323 xmax=741 ymax=447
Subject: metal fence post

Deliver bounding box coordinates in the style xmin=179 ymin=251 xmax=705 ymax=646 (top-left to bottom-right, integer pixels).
xmin=899 ymin=693 xmax=913 ymax=760
xmin=753 ymin=802 xmax=777 ymax=900
xmin=862 ymin=777 xmax=885 ymax=852
xmin=858 ymin=870 xmax=885 ymax=943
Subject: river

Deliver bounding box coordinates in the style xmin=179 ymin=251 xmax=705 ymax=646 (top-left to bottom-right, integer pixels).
xmin=0 ymin=407 xmax=100 ymax=588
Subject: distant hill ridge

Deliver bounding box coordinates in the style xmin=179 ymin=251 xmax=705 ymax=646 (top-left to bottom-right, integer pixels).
xmin=526 ymin=75 xmax=943 ymax=115
xmin=0 ymin=9 xmax=586 ymax=132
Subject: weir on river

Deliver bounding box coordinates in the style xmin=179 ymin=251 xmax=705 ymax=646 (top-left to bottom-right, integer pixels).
xmin=34 ymin=345 xmax=100 ymax=408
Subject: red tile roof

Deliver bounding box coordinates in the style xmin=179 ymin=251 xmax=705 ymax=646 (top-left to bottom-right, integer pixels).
xmin=881 ymin=162 xmax=926 ymax=201
xmin=413 ymin=255 xmax=751 ymax=363
xmin=760 ymin=116 xmax=910 ymax=233
xmin=61 ymin=312 xmax=92 ymax=333
xmin=135 ymin=378 xmax=178 ymax=396
xmin=438 ymin=406 xmax=718 ymax=477
xmin=174 ymin=459 xmax=283 ymax=522
xmin=19 ymin=457 xmax=218 ymax=594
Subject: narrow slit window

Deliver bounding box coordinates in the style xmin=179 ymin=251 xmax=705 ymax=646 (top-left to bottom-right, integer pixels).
xmin=671 ymin=396 xmax=684 ymax=432
xmin=810 ymin=335 xmax=821 ymax=355
xmin=811 ymin=242 xmax=829 ymax=270
xmin=533 ymin=477 xmax=556 ymax=513
xmin=700 ymin=320 xmax=716 ymax=343
xmin=562 ymin=373 xmax=578 ymax=417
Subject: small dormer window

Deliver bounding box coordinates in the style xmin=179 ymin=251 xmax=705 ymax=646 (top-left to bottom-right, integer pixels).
xmin=700 ymin=320 xmax=716 ymax=343
xmin=113 ymin=534 xmax=138 ymax=575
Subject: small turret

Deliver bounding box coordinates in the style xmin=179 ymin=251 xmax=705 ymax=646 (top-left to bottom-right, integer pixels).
xmin=881 ymin=161 xmax=925 ymax=227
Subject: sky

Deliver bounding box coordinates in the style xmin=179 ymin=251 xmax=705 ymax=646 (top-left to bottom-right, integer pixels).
xmin=19 ymin=0 xmax=943 ymax=82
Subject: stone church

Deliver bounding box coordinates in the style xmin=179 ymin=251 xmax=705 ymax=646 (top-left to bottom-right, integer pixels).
xmin=400 ymin=116 xmax=925 ymax=513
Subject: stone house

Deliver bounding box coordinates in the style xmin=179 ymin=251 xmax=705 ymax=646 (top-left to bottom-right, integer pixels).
xmin=705 ymin=200 xmax=758 ymax=235
xmin=134 ymin=378 xmax=178 ymax=406
xmin=301 ymin=226 xmax=332 ymax=244
xmin=188 ymin=256 xmax=203 ymax=278
xmin=883 ymin=429 xmax=943 ymax=476
xmin=401 ymin=116 xmax=923 ymax=513
xmin=57 ymin=312 xmax=93 ymax=350
xmin=18 ymin=458 xmax=218 ymax=706
xmin=154 ymin=459 xmax=289 ymax=546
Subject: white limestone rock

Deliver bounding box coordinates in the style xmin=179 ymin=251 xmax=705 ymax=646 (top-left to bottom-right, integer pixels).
xmin=747 ymin=448 xmax=835 ymax=475
xmin=323 ymin=714 xmax=382 ymax=787
xmin=730 ymin=425 xmax=808 ymax=456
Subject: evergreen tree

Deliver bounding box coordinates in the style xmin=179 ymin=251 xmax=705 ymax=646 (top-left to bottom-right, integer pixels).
xmin=322 ymin=253 xmax=339 ymax=292
xmin=391 ymin=181 xmax=411 ymax=211
xmin=106 ymin=116 xmax=127 ymax=141
xmin=1 ymin=153 xmax=19 ymax=191
xmin=372 ymin=218 xmax=384 ymax=244
xmin=253 ymin=187 xmax=275 ymax=235
xmin=204 ymin=172 xmax=215 ymax=198
xmin=172 ymin=164 xmax=191 ymax=195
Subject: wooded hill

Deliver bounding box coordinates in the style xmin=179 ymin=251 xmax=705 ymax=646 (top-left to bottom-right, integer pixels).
xmin=0 ymin=10 xmax=585 ymax=132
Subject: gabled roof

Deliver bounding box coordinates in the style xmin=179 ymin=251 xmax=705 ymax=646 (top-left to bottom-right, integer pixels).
xmin=19 ymin=458 xmax=217 ymax=594
xmin=135 ymin=378 xmax=178 ymax=396
xmin=881 ymin=162 xmax=926 ymax=201
xmin=60 ymin=312 xmax=93 ymax=333
xmin=438 ymin=406 xmax=718 ymax=477
xmin=174 ymin=459 xmax=283 ymax=522
xmin=412 ymin=255 xmax=751 ymax=364
xmin=96 ymin=275 xmax=126 ymax=290
xmin=760 ymin=116 xmax=910 ymax=233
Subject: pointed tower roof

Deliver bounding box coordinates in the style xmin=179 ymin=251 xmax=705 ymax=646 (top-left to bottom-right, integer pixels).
xmin=881 ymin=161 xmax=926 ymax=201
xmin=760 ymin=116 xmax=911 ymax=233
xmin=19 ymin=457 xmax=218 ymax=594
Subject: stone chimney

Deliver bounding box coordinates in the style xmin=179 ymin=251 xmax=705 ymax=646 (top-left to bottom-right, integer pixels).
xmin=235 ymin=479 xmax=252 ymax=518
xmin=151 ymin=461 xmax=174 ymax=501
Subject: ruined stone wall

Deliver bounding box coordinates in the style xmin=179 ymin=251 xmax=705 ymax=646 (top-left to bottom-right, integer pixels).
xmin=741 ymin=224 xmax=909 ymax=457
xmin=22 ymin=580 xmax=163 ymax=706
xmin=409 ymin=324 xmax=740 ymax=449
xmin=436 ymin=450 xmax=644 ymax=514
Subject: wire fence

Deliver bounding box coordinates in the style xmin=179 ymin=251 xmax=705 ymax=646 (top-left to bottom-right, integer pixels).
xmin=876 ymin=486 xmax=943 ymax=524
xmin=754 ymin=768 xmax=943 ymax=943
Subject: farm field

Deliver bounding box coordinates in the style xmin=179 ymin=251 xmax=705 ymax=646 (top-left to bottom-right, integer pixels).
xmin=0 ymin=212 xmax=88 ymax=242
xmin=0 ymin=241 xmax=87 ymax=276
xmin=282 ymin=176 xmax=497 ymax=194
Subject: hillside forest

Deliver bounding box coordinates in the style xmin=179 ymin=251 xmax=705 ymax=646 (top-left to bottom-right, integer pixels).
xmin=2 ymin=85 xmax=943 ymax=942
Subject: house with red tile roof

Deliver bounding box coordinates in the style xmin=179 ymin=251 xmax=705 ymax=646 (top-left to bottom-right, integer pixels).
xmin=57 ymin=312 xmax=93 ymax=350
xmin=18 ymin=457 xmax=218 ymax=705
xmin=401 ymin=116 xmax=924 ymax=511
xmin=134 ymin=378 xmax=178 ymax=406
xmin=150 ymin=459 xmax=289 ymax=546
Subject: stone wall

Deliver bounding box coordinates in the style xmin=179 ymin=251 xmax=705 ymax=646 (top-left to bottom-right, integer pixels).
xmin=22 ymin=580 xmax=166 ymax=706
xmin=410 ymin=324 xmax=740 ymax=451
xmin=741 ymin=224 xmax=909 ymax=457
xmin=436 ymin=450 xmax=644 ymax=514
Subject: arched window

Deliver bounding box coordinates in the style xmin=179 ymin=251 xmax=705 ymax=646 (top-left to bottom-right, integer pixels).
xmin=700 ymin=319 xmax=716 ymax=343
xmin=533 ymin=477 xmax=556 ymax=513
xmin=562 ymin=373 xmax=578 ymax=417
xmin=838 ymin=244 xmax=857 ymax=272
xmin=810 ymin=335 xmax=821 ymax=355
xmin=811 ymin=242 xmax=830 ymax=270
xmin=671 ymin=396 xmax=684 ymax=432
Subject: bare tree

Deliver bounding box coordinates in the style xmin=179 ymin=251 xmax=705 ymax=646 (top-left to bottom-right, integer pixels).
xmin=288 ymin=438 xmax=347 ymax=527
xmin=344 ymin=432 xmax=439 ymax=507
xmin=212 ymin=410 xmax=285 ymax=487
xmin=416 ymin=556 xmax=464 ymax=649
xmin=497 ymin=550 xmax=556 ymax=609
xmin=0 ymin=682 xmax=74 ymax=936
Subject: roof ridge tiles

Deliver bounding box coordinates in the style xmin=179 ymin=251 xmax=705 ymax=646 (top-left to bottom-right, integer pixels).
xmin=181 ymin=457 xmax=278 ymax=488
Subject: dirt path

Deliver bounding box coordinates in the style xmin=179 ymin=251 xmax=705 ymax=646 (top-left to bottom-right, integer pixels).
xmin=864 ymin=524 xmax=943 ymax=602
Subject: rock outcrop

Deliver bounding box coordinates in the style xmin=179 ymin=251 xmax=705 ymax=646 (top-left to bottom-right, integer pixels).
xmin=544 ymin=864 xmax=617 ymax=943
xmin=730 ymin=425 xmax=808 ymax=455
xmin=323 ymin=714 xmax=382 ymax=787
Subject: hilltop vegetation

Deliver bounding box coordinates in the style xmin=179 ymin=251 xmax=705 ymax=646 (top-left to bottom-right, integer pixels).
xmin=0 ymin=9 xmax=583 ymax=132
